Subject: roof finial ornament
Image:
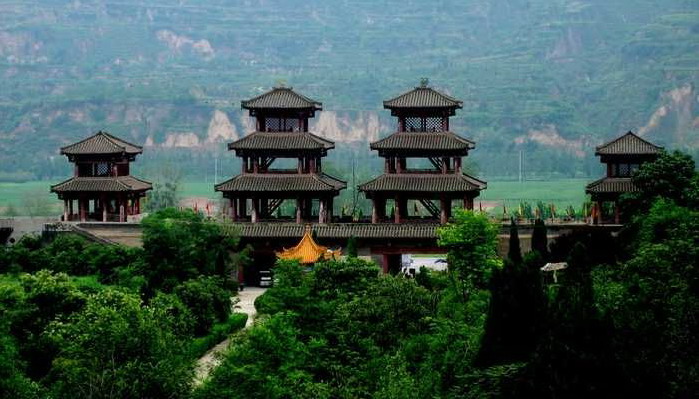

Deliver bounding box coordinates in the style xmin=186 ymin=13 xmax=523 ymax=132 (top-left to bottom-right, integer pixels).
xmin=420 ymin=77 xmax=429 ymax=88
xmin=275 ymin=79 xmax=288 ymax=89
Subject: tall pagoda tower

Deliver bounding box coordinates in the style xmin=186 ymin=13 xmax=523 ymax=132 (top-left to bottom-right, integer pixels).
xmin=216 ymin=86 xmax=346 ymax=224
xmin=51 ymin=131 xmax=152 ymax=222
xmin=586 ymin=131 xmax=662 ymax=224
xmin=359 ymin=80 xmax=486 ymax=224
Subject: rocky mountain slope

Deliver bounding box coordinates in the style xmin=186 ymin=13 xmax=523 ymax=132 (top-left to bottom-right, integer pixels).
xmin=0 ymin=0 xmax=697 ymax=180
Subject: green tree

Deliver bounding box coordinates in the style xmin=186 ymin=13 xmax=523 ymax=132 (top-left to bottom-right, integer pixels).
xmin=141 ymin=209 xmax=240 ymax=293
xmin=631 ymin=150 xmax=697 ymax=208
xmin=47 ymin=289 xmax=193 ymax=399
xmin=530 ymin=218 xmax=548 ymax=260
xmin=438 ymin=210 xmax=500 ymax=302
xmin=507 ymin=218 xmax=522 ymax=264
xmin=346 ymin=235 xmax=358 ymax=258
xmin=173 ymin=276 xmax=232 ymax=336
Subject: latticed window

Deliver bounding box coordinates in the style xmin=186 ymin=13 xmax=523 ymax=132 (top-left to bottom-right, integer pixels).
xmin=265 ymin=118 xmax=300 ymax=132
xmin=618 ymin=163 xmax=630 ymax=177
xmin=95 ymin=162 xmax=110 ymax=176
xmin=402 ymin=117 xmax=446 ymax=132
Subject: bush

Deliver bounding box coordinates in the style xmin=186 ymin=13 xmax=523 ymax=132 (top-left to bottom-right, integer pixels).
xmin=189 ymin=313 xmax=248 ymax=359
xmin=174 ymin=276 xmax=233 ymax=336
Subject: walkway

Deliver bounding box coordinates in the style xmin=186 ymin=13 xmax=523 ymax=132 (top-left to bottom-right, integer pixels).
xmin=193 ymin=287 xmax=266 ymax=385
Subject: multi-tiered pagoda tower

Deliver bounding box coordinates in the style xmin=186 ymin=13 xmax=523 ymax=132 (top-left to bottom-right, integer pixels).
xmin=359 ymin=81 xmax=486 ymax=224
xmin=51 ymin=131 xmax=152 ymax=222
xmin=586 ymin=131 xmax=662 ymax=224
xmin=216 ymin=86 xmax=346 ymax=223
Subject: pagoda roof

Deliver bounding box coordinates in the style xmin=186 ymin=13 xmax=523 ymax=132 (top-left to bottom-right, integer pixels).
xmin=585 ymin=177 xmax=638 ymax=195
xmin=241 ymin=87 xmax=322 ymax=110
xmin=215 ymin=173 xmax=346 ymax=193
xmin=384 ymin=83 xmax=462 ymax=110
xmin=51 ymin=176 xmax=152 ymax=193
xmin=228 ymin=132 xmax=334 ymax=151
xmin=276 ymin=226 xmax=341 ymax=264
xmin=61 ymin=131 xmax=143 ymax=156
xmin=224 ymin=222 xmax=440 ymax=240
xmin=595 ymin=131 xmax=663 ymax=156
xmin=359 ymin=173 xmax=486 ymax=193
xmin=371 ymin=131 xmax=474 ymax=151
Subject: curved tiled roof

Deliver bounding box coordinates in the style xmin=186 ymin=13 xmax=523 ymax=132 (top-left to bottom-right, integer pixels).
xmin=359 ymin=173 xmax=486 ymax=193
xmin=241 ymin=87 xmax=322 ymax=110
xmin=51 ymin=176 xmax=152 ymax=193
xmin=595 ymin=132 xmax=663 ymax=156
xmin=61 ymin=131 xmax=143 ymax=156
xmin=215 ymin=173 xmax=346 ymax=193
xmin=229 ymin=132 xmax=334 ymax=151
xmin=585 ymin=177 xmax=638 ymax=194
xmin=384 ymin=86 xmax=462 ymax=109
xmin=371 ymin=131 xmax=474 ymax=151
xmin=224 ymin=222 xmax=440 ymax=240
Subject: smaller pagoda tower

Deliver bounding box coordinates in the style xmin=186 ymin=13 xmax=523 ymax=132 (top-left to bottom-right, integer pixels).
xmin=359 ymin=80 xmax=486 ymax=224
xmin=51 ymin=131 xmax=152 ymax=222
xmin=216 ymin=86 xmax=346 ymax=223
xmin=586 ymin=131 xmax=662 ymax=224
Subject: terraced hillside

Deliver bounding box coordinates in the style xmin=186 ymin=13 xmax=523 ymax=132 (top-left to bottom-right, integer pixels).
xmin=0 ymin=0 xmax=697 ymax=181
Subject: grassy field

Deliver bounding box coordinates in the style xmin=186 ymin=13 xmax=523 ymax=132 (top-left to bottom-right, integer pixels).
xmin=480 ymin=179 xmax=588 ymax=208
xmin=0 ymin=179 xmax=590 ymax=217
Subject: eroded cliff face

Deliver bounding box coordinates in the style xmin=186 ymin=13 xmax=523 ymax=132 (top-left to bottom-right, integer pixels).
xmin=639 ymin=84 xmax=698 ymax=147
xmin=310 ymin=111 xmax=382 ymax=143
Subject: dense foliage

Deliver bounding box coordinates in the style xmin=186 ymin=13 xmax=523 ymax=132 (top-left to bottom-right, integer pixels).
xmin=0 ymin=209 xmax=245 ymax=398
xmin=1 ymin=152 xmax=698 ymax=397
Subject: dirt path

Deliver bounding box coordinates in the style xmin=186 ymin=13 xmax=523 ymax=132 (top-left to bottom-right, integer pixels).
xmin=193 ymin=287 xmax=266 ymax=385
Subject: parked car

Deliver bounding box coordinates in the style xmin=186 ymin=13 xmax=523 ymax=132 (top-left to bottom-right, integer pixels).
xmin=259 ymin=270 xmax=273 ymax=287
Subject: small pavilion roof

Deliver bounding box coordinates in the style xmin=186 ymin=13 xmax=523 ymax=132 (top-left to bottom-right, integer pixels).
xmin=51 ymin=176 xmax=152 ymax=193
xmin=359 ymin=173 xmax=486 ymax=193
xmin=371 ymin=131 xmax=474 ymax=151
xmin=595 ymin=131 xmax=663 ymax=156
xmin=585 ymin=177 xmax=638 ymax=195
xmin=215 ymin=173 xmax=346 ymax=193
xmin=276 ymin=226 xmax=341 ymax=264
xmin=229 ymin=131 xmax=334 ymax=151
xmin=384 ymin=81 xmax=462 ymax=110
xmin=61 ymin=131 xmax=143 ymax=156
xmin=241 ymin=87 xmax=322 ymax=110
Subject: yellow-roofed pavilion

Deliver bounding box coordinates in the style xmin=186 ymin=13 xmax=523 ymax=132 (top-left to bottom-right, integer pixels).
xmin=276 ymin=226 xmax=341 ymax=264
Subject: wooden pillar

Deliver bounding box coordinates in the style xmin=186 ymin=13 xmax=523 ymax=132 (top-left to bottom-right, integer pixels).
xmin=298 ymin=157 xmax=304 ymax=173
xmin=595 ymin=201 xmax=602 ymax=225
xmin=136 ymin=197 xmax=140 ymax=215
xmin=381 ymin=254 xmax=390 ymax=274
xmin=396 ymin=158 xmax=403 ymax=173
xmin=296 ymin=198 xmax=302 ymax=224
xmin=239 ymin=198 xmax=247 ymax=218
xmin=394 ymin=195 xmax=402 ymax=223
xmin=252 ymin=157 xmax=259 ymax=173
xmin=242 ymin=158 xmax=248 ymax=173
xmin=79 ymin=198 xmax=87 ymax=222
xmin=614 ymin=201 xmax=620 ymax=224
xmin=440 ymin=197 xmax=448 ymax=224
xmin=463 ymin=196 xmax=474 ymax=210
xmin=119 ymin=197 xmax=125 ymax=222
xmin=372 ymin=198 xmax=379 ymax=224
xmin=251 ymin=198 xmax=259 ymax=223
xmin=102 ymin=195 xmax=107 ymax=222
xmin=318 ymin=199 xmax=326 ymax=224
xmin=441 ymin=157 xmax=449 ymax=173
xmin=327 ymin=197 xmax=333 ymax=222
xmin=69 ymin=200 xmax=74 ymax=220
xmin=231 ymin=198 xmax=238 ymax=221
xmin=63 ymin=200 xmax=69 ymax=222
xmin=455 ymin=157 xmax=462 ymax=172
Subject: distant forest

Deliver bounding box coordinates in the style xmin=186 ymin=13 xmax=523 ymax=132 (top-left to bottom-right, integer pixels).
xmin=0 ymin=0 xmax=697 ymax=182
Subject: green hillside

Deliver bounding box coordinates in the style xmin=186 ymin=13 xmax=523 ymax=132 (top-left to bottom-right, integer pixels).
xmin=0 ymin=0 xmax=697 ymax=181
